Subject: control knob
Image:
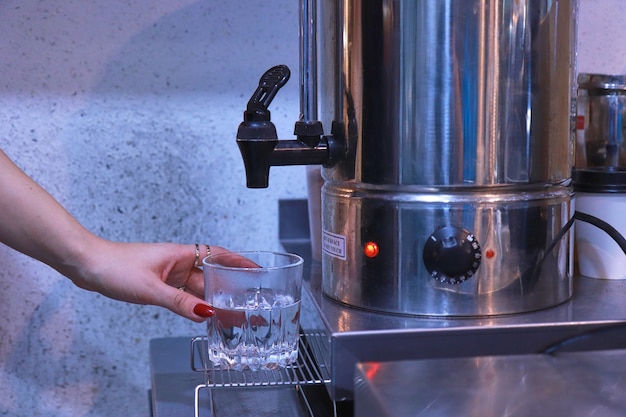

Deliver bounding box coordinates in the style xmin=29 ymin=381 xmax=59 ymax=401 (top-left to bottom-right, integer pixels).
xmin=422 ymin=226 xmax=481 ymax=284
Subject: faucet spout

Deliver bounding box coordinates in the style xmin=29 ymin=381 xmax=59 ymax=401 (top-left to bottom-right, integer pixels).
xmin=236 ymin=65 xmax=344 ymax=188
xmin=236 ymin=136 xmax=278 ymax=188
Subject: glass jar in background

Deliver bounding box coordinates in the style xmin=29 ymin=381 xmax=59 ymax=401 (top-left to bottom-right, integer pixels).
xmin=576 ymin=73 xmax=626 ymax=169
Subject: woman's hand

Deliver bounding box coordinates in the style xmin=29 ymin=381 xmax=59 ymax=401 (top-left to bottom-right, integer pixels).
xmin=69 ymin=242 xmax=248 ymax=322
xmin=0 ymin=149 xmax=260 ymax=322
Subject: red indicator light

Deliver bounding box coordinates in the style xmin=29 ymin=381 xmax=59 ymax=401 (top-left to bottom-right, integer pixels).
xmin=485 ymin=249 xmax=495 ymax=259
xmin=365 ymin=362 xmax=381 ymax=380
xmin=364 ymin=241 xmax=380 ymax=258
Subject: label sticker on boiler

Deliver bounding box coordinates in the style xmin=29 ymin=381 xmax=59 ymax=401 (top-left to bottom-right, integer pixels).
xmin=322 ymin=230 xmax=347 ymax=260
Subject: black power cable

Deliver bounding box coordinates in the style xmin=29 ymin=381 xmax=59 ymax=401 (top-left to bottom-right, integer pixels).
xmin=537 ymin=211 xmax=626 ymax=354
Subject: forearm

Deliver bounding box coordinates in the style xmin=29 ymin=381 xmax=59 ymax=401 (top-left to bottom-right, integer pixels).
xmin=0 ymin=150 xmax=101 ymax=279
xmin=0 ymin=150 xmax=228 ymax=321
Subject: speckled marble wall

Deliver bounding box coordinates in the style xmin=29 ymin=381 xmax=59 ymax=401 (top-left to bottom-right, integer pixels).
xmin=0 ymin=1 xmax=302 ymax=416
xmin=0 ymin=0 xmax=624 ymax=416
xmin=578 ymin=0 xmax=626 ymax=74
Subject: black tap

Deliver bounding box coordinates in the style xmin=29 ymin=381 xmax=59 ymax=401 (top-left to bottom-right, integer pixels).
xmin=236 ymin=65 xmax=344 ymax=188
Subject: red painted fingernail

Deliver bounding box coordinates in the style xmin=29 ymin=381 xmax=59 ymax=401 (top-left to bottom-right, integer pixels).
xmin=193 ymin=304 xmax=215 ymax=317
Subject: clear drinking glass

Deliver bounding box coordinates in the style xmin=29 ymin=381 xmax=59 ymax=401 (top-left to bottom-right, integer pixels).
xmin=203 ymin=251 xmax=304 ymax=371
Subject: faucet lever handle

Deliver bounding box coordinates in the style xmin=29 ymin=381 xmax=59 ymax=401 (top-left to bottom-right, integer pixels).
xmin=245 ymin=65 xmax=291 ymax=122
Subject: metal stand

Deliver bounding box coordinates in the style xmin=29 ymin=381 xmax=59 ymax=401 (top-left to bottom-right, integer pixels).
xmin=190 ymin=333 xmax=331 ymax=417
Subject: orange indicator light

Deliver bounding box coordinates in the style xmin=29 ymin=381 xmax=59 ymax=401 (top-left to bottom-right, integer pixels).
xmin=485 ymin=249 xmax=495 ymax=259
xmin=364 ymin=241 xmax=380 ymax=258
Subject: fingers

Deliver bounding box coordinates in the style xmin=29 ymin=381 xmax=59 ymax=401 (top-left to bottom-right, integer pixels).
xmin=178 ymin=268 xmax=205 ymax=299
xmin=166 ymin=285 xmax=215 ymax=322
xmin=168 ymin=265 xmax=210 ymax=321
xmin=193 ymin=303 xmax=215 ymax=317
xmin=204 ymin=251 xmax=261 ymax=268
xmin=159 ymin=244 xmax=260 ymax=322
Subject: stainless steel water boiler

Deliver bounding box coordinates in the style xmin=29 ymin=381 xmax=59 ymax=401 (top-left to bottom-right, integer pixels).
xmin=237 ymin=0 xmax=579 ymax=316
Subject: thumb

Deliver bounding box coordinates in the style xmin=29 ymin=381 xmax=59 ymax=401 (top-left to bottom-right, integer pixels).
xmin=163 ymin=285 xmax=215 ymax=322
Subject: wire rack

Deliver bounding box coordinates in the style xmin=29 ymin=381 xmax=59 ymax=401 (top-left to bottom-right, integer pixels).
xmin=191 ymin=332 xmax=331 ymax=387
xmin=191 ymin=332 xmax=331 ymax=417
